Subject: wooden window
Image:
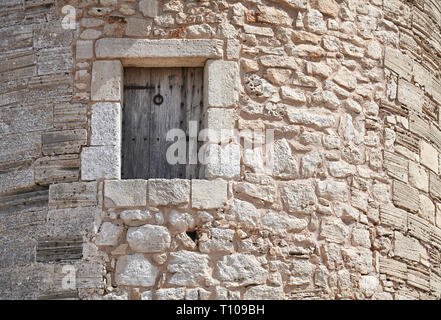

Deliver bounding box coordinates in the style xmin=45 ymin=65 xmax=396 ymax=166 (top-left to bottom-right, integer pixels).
xmin=122 ymin=67 xmax=203 ymax=179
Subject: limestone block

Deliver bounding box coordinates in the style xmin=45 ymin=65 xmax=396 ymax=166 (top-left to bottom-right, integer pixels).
xmin=226 ymin=39 xmax=240 ymax=60
xmin=199 ymin=228 xmax=235 ymax=254
xmin=204 ymin=143 xmax=241 ymax=179
xmin=0 ymin=132 xmax=41 ymax=164
xmin=384 ymin=47 xmax=413 ymax=81
xmin=95 ymin=39 xmax=223 ymax=67
xmin=301 ymin=151 xmax=323 ymax=177
xmin=286 ymin=108 xmax=335 ymax=128
xmin=244 ymin=25 xmax=274 ymax=37
xmin=244 ymin=285 xmax=284 ymax=299
xmin=191 ymin=179 xmax=228 ymax=209
xmin=280 ymin=182 xmax=317 ymax=214
xmin=259 ymin=55 xmax=298 ymax=69
xmin=408 ymin=213 xmax=431 ymax=243
xmin=394 ymin=232 xmax=424 ymax=262
xmin=234 ymin=182 xmax=276 ymax=203
xmin=229 ymin=199 xmax=260 ymax=228
xmin=217 ymin=254 xmax=267 ymax=287
xmin=91 ymin=60 xmax=123 ymax=102
xmin=42 ymin=129 xmax=87 ymax=156
xmin=47 ymin=207 xmax=100 ymax=237
xmin=155 ymin=288 xmax=185 ymax=300
xmin=310 ymin=0 xmax=339 ymax=18
xmin=420 ymin=140 xmax=438 ymax=173
xmin=115 ymin=254 xmax=158 ymax=287
xmin=268 ymin=0 xmax=307 ymax=10
xmin=261 ymin=211 xmax=307 ymax=235
xmin=333 ymin=67 xmax=357 ymax=90
xmin=397 ymin=79 xmax=423 ymax=113
xmin=256 ymin=5 xmax=293 ymax=26
xmin=351 ymin=226 xmax=371 ymax=248
xmin=383 ymin=151 xmax=408 ymax=182
xmin=35 ymin=155 xmax=80 ymax=185
xmin=204 ymin=60 xmax=239 ymax=108
xmin=0 ymin=166 xmax=35 ymax=195
xmin=304 ymin=9 xmax=327 ymax=34
xmin=359 ymin=276 xmax=379 ymax=298
xmin=95 ymin=222 xmax=123 ymax=246
xmin=104 ymin=180 xmax=147 ymax=208
xmin=320 ymin=217 xmax=348 ymax=244
xmin=290 ymin=259 xmax=315 ymax=286
xmin=91 ymin=102 xmax=121 ymax=147
xmin=140 ymin=0 xmax=158 ymax=17
xmin=125 ymin=17 xmax=152 ymax=37
xmin=281 ymin=86 xmax=306 ymax=103
xmin=203 ymin=108 xmax=235 ymax=143
xmin=76 ymin=40 xmax=93 ymax=60
xmin=127 ymin=224 xmax=171 ymax=253
xmin=168 ymin=210 xmax=194 ymax=233
xmin=392 ymin=180 xmax=420 ymax=213
xmin=409 ymin=161 xmax=429 ymax=192
xmin=317 ymin=180 xmax=349 ymax=201
xmin=120 ymin=210 xmax=153 ymax=227
xmin=167 ymin=250 xmax=212 ymax=286
xmin=430 ymin=172 xmax=441 ymax=201
xmin=383 ymin=0 xmax=412 ymax=27
xmin=419 ymin=194 xmax=435 ymax=224
xmin=379 ymin=256 xmax=407 ymax=283
xmin=148 ymin=179 xmax=190 ymax=206
xmin=49 ymin=182 xmax=98 ymax=209
xmin=81 ymin=146 xmax=121 ymax=181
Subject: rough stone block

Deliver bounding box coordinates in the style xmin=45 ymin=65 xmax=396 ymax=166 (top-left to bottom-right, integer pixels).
xmin=91 ymin=60 xmax=123 ymax=102
xmin=81 ymin=146 xmax=121 ymax=181
xmin=204 ymin=60 xmax=239 ymax=108
xmin=394 ymin=232 xmax=423 ymax=262
xmin=310 ymin=0 xmax=339 ymax=18
xmin=317 ymin=180 xmax=349 ymax=201
xmin=104 ymin=180 xmax=147 ymax=208
xmin=320 ymin=217 xmax=348 ymax=244
xmin=191 ymin=179 xmax=228 ymax=209
xmin=217 ymin=253 xmax=267 ymax=287
xmin=125 ymin=17 xmax=152 ymax=37
xmin=392 ymin=180 xmax=420 ymax=213
xmin=91 ymin=102 xmax=121 ymax=147
xmin=421 ymin=140 xmax=438 ymax=173
xmin=286 ymin=108 xmax=335 ymax=128
xmin=167 ymin=250 xmax=212 ymax=286
xmin=199 ymin=228 xmax=235 ymax=254
xmin=234 ymin=182 xmax=276 ymax=203
xmin=115 ymin=254 xmax=158 ymax=287
xmin=127 ymin=224 xmax=171 ymax=253
xmin=95 ymin=222 xmax=124 ymax=246
xmin=379 ymin=256 xmax=407 ymax=283
xmin=148 ymin=179 xmax=190 ymax=206
xmin=280 ymin=182 xmax=316 ymax=214
xmin=244 ymin=285 xmax=284 ymax=300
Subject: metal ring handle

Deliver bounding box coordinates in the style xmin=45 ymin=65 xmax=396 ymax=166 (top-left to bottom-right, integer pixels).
xmin=153 ymin=94 xmax=164 ymax=106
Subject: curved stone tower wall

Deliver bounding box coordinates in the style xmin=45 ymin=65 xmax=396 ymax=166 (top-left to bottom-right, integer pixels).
xmin=1 ymin=0 xmax=441 ymax=300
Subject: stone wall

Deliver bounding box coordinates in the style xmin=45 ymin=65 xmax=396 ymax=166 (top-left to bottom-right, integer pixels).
xmin=1 ymin=0 xmax=441 ymax=300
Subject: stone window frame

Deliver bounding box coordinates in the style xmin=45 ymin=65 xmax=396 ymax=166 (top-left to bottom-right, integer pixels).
xmin=80 ymin=38 xmax=241 ymax=182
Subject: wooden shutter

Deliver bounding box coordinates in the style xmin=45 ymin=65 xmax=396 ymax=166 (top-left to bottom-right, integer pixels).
xmin=122 ymin=67 xmax=203 ymax=179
